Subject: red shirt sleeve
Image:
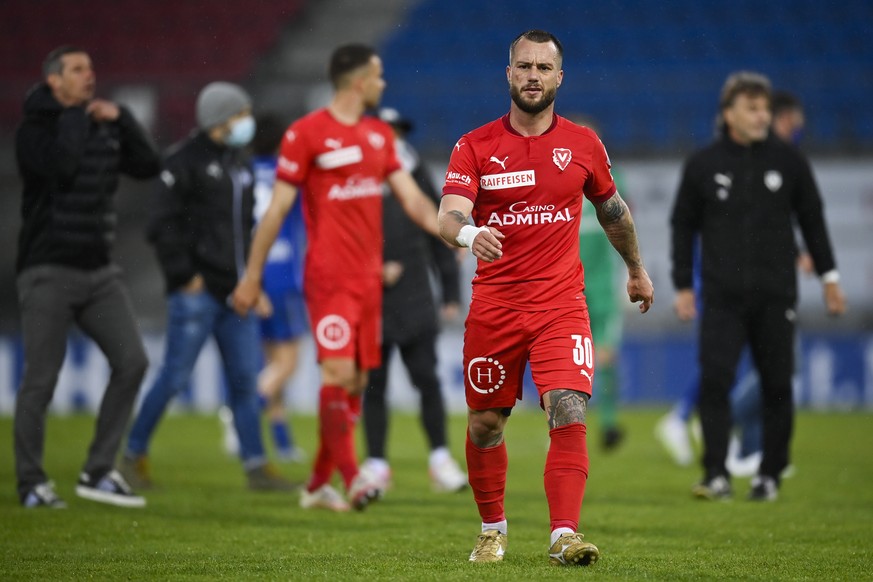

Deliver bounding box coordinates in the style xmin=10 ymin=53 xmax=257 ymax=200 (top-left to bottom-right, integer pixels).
xmin=275 ymin=121 xmax=311 ymax=186
xmin=583 ymin=135 xmax=617 ymax=203
xmin=442 ymin=138 xmax=479 ymax=202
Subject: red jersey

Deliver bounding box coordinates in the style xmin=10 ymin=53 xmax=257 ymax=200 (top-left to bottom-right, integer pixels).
xmin=276 ymin=108 xmax=401 ymax=280
xmin=443 ymin=114 xmax=616 ymax=310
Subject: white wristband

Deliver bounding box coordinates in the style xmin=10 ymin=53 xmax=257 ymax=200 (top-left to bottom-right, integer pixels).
xmin=456 ymin=225 xmax=489 ymax=248
xmin=821 ymin=270 xmax=840 ymax=284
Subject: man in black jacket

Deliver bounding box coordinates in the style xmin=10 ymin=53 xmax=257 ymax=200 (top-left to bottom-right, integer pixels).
xmin=120 ymin=82 xmax=294 ymax=492
xmin=14 ymin=46 xmax=160 ymax=508
xmin=670 ymin=71 xmax=846 ymax=502
xmin=359 ymin=108 xmax=466 ymax=494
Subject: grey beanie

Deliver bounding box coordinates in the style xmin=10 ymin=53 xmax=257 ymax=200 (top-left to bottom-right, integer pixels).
xmin=196 ymin=82 xmax=251 ymax=130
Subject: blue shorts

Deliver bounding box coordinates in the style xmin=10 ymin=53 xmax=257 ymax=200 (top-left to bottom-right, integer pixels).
xmin=260 ymin=287 xmax=308 ymax=342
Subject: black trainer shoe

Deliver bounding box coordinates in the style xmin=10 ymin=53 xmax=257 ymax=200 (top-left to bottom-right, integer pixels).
xmin=748 ymin=475 xmax=779 ymax=501
xmin=76 ymin=469 xmax=146 ymax=508
xmin=691 ymin=475 xmax=732 ymax=500
xmin=22 ymin=481 xmax=67 ymax=508
xmin=602 ymin=427 xmax=625 ymax=451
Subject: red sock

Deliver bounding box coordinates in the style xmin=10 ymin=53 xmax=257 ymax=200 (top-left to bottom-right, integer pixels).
xmin=466 ymin=432 xmax=507 ymax=523
xmin=309 ymin=385 xmax=359 ymax=491
xmin=544 ymin=423 xmax=589 ymax=532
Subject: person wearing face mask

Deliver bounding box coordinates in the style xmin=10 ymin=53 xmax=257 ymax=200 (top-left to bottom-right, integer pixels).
xmin=120 ymin=82 xmax=296 ymax=493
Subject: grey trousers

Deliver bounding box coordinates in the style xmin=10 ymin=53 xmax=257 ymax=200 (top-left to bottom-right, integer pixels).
xmin=14 ymin=264 xmax=148 ymax=500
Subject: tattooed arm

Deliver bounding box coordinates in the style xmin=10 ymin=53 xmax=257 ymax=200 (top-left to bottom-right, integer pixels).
xmin=592 ymin=193 xmax=655 ymax=313
xmin=438 ymin=194 xmax=505 ymax=263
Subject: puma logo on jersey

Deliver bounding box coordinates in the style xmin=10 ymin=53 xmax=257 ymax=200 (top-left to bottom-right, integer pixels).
xmin=454 ymin=140 xmax=466 ymax=152
xmin=489 ymin=155 xmax=509 ymax=170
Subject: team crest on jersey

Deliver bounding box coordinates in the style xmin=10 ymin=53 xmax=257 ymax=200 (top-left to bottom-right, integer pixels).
xmin=552 ymin=148 xmax=572 ymax=171
xmin=316 ymin=314 xmax=351 ymax=351
xmin=368 ymin=132 xmax=385 ymax=150
xmin=467 ymin=357 xmax=506 ymax=395
xmin=764 ymin=170 xmax=783 ymax=192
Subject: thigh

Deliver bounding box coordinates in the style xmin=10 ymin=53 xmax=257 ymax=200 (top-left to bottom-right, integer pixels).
xmin=699 ymin=299 xmax=747 ymax=379
xmin=528 ymin=306 xmax=595 ymax=398
xmin=306 ymin=279 xmax=372 ymax=366
xmin=214 ymin=303 xmax=260 ymax=381
xmin=463 ymin=301 xmax=527 ymax=411
xmin=748 ymin=300 xmax=795 ymax=388
xmin=75 ymin=268 xmax=145 ymax=365
xmin=16 ymin=266 xmax=79 ymax=376
xmin=356 ymin=278 xmax=382 ymax=371
xmin=159 ymin=290 xmax=218 ymax=373
xmin=260 ymin=287 xmax=308 ymax=342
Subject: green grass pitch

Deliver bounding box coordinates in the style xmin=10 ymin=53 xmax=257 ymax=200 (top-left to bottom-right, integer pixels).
xmin=1 ymin=408 xmax=871 ymax=580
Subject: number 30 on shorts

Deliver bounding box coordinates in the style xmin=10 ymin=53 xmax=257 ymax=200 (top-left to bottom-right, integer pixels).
xmin=571 ymin=334 xmax=594 ymax=367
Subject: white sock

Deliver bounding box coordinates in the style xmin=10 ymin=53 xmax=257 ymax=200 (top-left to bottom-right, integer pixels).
xmin=550 ymin=527 xmax=574 ymax=546
xmin=482 ymin=520 xmax=507 ymax=535
xmin=429 ymin=446 xmax=451 ymax=468
xmin=363 ymin=457 xmax=390 ymax=479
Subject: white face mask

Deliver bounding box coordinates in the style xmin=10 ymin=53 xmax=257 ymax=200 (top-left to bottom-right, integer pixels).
xmin=226 ymin=115 xmax=255 ymax=148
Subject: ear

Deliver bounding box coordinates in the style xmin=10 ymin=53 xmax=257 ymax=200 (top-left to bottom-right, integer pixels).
xmin=46 ymin=73 xmax=61 ymax=91
xmin=506 ymin=65 xmax=511 ymax=83
xmin=557 ymin=69 xmax=564 ymax=87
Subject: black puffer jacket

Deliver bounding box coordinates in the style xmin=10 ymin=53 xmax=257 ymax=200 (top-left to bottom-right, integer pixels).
xmin=15 ymin=83 xmax=161 ymax=272
xmin=147 ymin=131 xmax=255 ymax=301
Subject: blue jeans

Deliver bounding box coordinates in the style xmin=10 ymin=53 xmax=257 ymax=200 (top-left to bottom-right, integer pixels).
xmin=126 ymin=290 xmax=265 ymax=466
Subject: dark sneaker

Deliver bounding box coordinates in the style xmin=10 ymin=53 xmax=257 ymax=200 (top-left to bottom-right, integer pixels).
xmin=691 ymin=475 xmax=732 ymax=500
xmin=76 ymin=470 xmax=146 ymax=508
xmin=748 ymin=475 xmax=779 ymax=501
xmin=119 ymin=454 xmax=153 ymax=490
xmin=22 ymin=481 xmax=67 ymax=508
xmin=246 ymin=463 xmax=299 ymax=491
xmin=602 ymin=427 xmax=625 ymax=451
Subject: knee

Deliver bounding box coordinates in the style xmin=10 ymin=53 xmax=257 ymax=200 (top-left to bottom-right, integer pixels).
xmin=468 ymin=410 xmax=504 ymax=447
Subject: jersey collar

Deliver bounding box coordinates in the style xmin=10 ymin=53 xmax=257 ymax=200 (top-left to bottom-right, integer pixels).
xmin=501 ymin=113 xmax=559 ymax=137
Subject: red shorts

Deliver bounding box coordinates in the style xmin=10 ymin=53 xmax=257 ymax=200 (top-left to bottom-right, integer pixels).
xmin=305 ymin=276 xmax=382 ymax=370
xmin=463 ymin=299 xmax=595 ymax=411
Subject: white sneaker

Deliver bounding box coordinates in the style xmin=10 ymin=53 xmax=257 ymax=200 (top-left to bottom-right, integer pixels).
xmin=429 ymin=457 xmax=467 ymax=493
xmin=299 ymin=484 xmax=350 ymax=512
xmin=726 ymin=437 xmax=762 ymax=478
xmin=655 ymin=412 xmax=693 ymax=466
xmin=359 ymin=459 xmax=392 ymax=491
xmin=218 ymin=406 xmax=239 ymax=456
xmin=348 ymin=466 xmax=385 ymax=511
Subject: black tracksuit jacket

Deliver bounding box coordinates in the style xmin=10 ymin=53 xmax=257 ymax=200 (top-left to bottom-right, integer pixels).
xmin=671 ymin=133 xmax=836 ymax=304
xmin=148 ymin=131 xmax=254 ymax=301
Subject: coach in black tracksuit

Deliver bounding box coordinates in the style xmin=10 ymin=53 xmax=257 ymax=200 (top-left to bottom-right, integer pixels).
xmin=670 ymin=72 xmax=846 ymax=501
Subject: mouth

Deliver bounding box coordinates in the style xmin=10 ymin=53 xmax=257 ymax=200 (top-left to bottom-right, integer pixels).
xmin=522 ymin=85 xmax=542 ymax=97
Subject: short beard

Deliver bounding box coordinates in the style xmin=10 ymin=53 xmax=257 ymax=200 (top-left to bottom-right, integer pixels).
xmin=509 ymin=84 xmax=557 ymax=115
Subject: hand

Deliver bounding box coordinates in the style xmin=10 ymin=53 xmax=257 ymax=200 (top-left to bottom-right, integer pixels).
xmin=470 ymin=227 xmax=505 ymax=263
xmin=231 ymin=274 xmax=261 ymax=316
xmin=254 ymin=292 xmax=273 ymax=318
xmin=673 ymin=288 xmax=696 ymax=321
xmin=441 ymin=302 xmax=460 ymax=323
xmin=86 ymin=99 xmax=120 ymax=122
xmin=823 ymin=282 xmax=847 ymax=316
xmin=627 ymin=267 xmax=654 ymax=314
xmin=796 ymin=252 xmax=815 ymax=276
xmin=182 ymin=274 xmax=204 ymax=294
xmin=382 ymin=261 xmax=404 ymax=287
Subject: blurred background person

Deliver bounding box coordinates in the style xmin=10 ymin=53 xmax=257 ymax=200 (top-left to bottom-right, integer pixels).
xmin=671 ymin=71 xmax=846 ymax=502
xmin=655 ymin=88 xmax=814 ymax=475
xmin=121 ymin=82 xmax=296 ymax=493
xmin=359 ymin=107 xmax=466 ymax=494
xmin=14 ymin=45 xmax=160 ymax=508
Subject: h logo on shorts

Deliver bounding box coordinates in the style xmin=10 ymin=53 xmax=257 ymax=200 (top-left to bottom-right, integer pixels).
xmin=468 ymin=357 xmax=506 ymax=395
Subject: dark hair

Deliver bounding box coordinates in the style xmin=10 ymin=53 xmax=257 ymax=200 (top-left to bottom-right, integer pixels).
xmin=719 ymin=71 xmax=771 ymax=110
xmin=251 ymin=113 xmax=288 ymax=157
xmin=771 ymin=90 xmax=802 ymax=117
xmin=509 ymin=30 xmax=563 ymax=67
xmin=43 ymin=45 xmax=87 ymax=77
xmin=329 ymin=44 xmax=377 ymax=88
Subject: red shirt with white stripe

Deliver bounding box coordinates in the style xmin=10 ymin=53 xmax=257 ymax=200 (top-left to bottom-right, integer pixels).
xmin=276 ymin=108 xmax=400 ymax=280
xmin=443 ymin=114 xmax=616 ymax=310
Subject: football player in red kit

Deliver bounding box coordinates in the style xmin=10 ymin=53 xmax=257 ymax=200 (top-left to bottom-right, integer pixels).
xmin=233 ymin=44 xmax=439 ymax=512
xmin=439 ymin=30 xmax=654 ymax=565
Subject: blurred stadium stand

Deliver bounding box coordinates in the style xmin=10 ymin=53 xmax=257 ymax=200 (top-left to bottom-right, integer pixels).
xmin=379 ymin=0 xmax=873 ymax=158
